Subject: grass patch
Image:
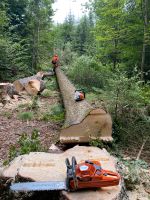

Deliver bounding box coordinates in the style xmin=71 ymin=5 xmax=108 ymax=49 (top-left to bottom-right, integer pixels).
xmin=40 ymin=104 xmax=65 ymax=122
xmin=45 ymin=78 xmax=58 ymax=91
xmin=41 ymin=89 xmax=53 ymax=97
xmin=18 ymin=111 xmax=34 ymax=121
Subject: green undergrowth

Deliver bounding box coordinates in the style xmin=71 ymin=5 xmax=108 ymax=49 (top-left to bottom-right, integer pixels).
xmin=45 ymin=78 xmax=58 ymax=91
xmin=17 ymin=96 xmax=39 ymax=111
xmin=120 ymin=158 xmax=149 ymax=190
xmin=18 ymin=111 xmax=34 ymax=121
xmin=41 ymin=89 xmax=54 ymax=97
xmin=89 ymin=138 xmax=116 ymax=151
xmin=40 ymin=104 xmax=65 ymax=122
xmin=3 ymin=129 xmax=45 ymax=165
xmin=89 ymin=138 xmax=149 ymax=190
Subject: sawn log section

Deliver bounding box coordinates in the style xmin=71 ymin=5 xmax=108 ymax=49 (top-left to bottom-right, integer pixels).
xmin=55 ymin=67 xmax=113 ymax=143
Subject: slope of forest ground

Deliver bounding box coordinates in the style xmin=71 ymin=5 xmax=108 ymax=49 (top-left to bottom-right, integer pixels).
xmin=0 ymin=81 xmax=63 ymax=163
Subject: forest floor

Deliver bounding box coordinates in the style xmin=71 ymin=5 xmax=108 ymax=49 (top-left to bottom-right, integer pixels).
xmin=0 ymin=91 xmax=63 ymax=163
xmin=0 ymin=90 xmax=149 ymax=200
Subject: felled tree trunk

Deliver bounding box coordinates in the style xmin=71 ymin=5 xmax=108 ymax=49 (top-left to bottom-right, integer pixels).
xmin=13 ymin=71 xmax=53 ymax=95
xmin=55 ymin=67 xmax=113 ymax=143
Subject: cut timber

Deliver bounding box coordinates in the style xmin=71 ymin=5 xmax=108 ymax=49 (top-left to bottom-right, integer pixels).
xmin=24 ymin=79 xmax=45 ymax=95
xmin=55 ymin=67 xmax=112 ymax=143
xmin=1 ymin=146 xmax=126 ymax=200
xmin=13 ymin=71 xmax=53 ymax=93
xmin=0 ymin=83 xmax=9 ymax=105
xmin=0 ymin=83 xmax=19 ymax=105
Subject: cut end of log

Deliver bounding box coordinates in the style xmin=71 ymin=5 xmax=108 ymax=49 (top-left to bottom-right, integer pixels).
xmin=24 ymin=79 xmax=41 ymax=95
xmin=60 ymin=108 xmax=113 ymax=143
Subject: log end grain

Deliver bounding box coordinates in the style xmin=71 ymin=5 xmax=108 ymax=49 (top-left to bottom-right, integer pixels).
xmin=60 ymin=108 xmax=113 ymax=143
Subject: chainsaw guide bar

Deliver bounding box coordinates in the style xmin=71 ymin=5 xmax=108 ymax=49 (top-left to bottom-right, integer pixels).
xmin=10 ymin=181 xmax=67 ymax=191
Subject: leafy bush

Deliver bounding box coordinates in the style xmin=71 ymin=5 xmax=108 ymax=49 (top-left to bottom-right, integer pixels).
xmin=98 ymin=71 xmax=150 ymax=147
xmin=67 ymin=55 xmax=111 ymax=90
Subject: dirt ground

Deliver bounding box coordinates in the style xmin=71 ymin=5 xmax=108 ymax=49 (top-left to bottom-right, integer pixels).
xmin=0 ymin=93 xmax=62 ymax=163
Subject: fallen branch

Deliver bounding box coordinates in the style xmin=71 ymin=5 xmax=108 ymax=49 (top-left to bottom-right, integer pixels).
xmin=136 ymin=136 xmax=149 ymax=160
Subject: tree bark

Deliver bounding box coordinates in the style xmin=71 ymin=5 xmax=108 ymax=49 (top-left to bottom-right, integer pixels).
xmin=0 ymin=83 xmax=19 ymax=105
xmin=55 ymin=67 xmax=113 ymax=143
xmin=141 ymin=0 xmax=148 ymax=81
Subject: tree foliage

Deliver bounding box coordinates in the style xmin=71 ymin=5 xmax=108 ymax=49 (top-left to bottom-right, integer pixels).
xmin=93 ymin=0 xmax=150 ymax=80
xmin=0 ymin=0 xmax=54 ymax=81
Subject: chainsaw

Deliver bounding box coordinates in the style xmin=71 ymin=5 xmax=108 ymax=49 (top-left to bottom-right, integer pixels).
xmin=10 ymin=157 xmax=120 ymax=192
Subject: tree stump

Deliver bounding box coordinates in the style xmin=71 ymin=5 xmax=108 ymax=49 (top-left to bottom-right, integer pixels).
xmin=1 ymin=146 xmax=127 ymax=200
xmin=55 ymin=67 xmax=113 ymax=143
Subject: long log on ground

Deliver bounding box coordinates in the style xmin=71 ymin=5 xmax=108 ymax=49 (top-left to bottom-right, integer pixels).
xmin=1 ymin=146 xmax=127 ymax=200
xmin=13 ymin=72 xmax=54 ymax=94
xmin=55 ymin=67 xmax=113 ymax=143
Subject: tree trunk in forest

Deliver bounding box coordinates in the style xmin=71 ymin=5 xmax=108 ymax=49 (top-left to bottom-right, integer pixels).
xmin=13 ymin=71 xmax=53 ymax=95
xmin=55 ymin=67 xmax=113 ymax=143
xmin=141 ymin=0 xmax=148 ymax=81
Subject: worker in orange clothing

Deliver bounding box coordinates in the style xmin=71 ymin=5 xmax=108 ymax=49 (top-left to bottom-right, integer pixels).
xmin=52 ymin=54 xmax=59 ymax=68
xmin=51 ymin=54 xmax=60 ymax=73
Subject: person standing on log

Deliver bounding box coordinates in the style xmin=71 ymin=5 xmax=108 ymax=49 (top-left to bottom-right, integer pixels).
xmin=52 ymin=54 xmax=59 ymax=72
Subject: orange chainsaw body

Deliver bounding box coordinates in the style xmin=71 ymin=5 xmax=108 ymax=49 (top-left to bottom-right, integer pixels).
xmin=67 ymin=159 xmax=120 ymax=190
